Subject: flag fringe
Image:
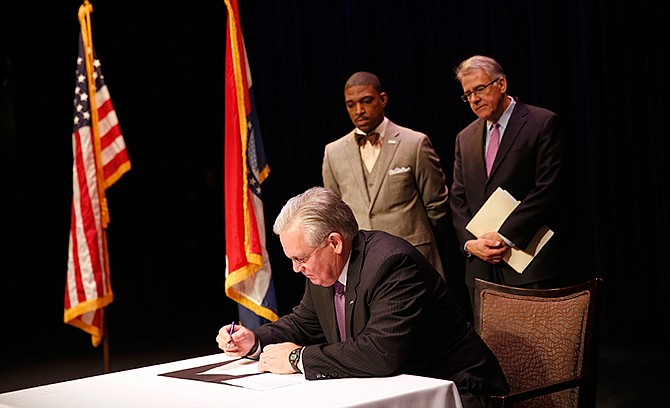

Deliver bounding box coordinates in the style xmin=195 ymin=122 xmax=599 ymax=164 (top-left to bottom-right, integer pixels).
xmin=226 ymin=287 xmax=279 ymax=322
xmin=64 ymin=293 xmax=113 ymax=323
xmin=64 ymin=293 xmax=112 ymax=347
xmin=104 ymin=161 xmax=131 ymax=188
xmin=224 ymin=254 xmax=279 ymax=321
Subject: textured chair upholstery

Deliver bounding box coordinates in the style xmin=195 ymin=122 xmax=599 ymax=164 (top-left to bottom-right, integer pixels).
xmin=474 ymin=278 xmax=602 ymax=408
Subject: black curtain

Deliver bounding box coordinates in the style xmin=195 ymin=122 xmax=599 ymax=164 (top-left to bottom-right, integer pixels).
xmin=1 ymin=0 xmax=668 ymax=373
xmin=239 ymin=0 xmax=670 ymax=346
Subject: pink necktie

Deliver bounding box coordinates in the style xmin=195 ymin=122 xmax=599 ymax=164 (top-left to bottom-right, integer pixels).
xmin=334 ymin=281 xmax=346 ymax=341
xmin=486 ymin=123 xmax=500 ymax=176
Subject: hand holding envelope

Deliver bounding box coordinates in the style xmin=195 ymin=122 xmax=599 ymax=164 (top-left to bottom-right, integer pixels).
xmin=466 ymin=187 xmax=554 ymax=273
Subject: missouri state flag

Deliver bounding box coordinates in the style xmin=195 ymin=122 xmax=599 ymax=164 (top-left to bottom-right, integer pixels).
xmin=223 ymin=0 xmax=278 ymax=328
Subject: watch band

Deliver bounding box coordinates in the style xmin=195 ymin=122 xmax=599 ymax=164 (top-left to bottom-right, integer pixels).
xmin=288 ymin=347 xmax=302 ymax=373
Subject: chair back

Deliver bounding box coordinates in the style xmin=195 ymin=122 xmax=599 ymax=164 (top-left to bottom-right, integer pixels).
xmin=474 ymin=278 xmax=602 ymax=408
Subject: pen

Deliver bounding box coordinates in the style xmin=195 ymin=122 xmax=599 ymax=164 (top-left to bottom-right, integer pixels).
xmin=228 ymin=321 xmax=235 ymax=343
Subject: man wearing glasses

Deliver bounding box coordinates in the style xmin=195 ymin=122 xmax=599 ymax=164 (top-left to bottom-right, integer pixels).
xmin=450 ymin=55 xmax=564 ymax=306
xmin=217 ymin=187 xmax=509 ymax=407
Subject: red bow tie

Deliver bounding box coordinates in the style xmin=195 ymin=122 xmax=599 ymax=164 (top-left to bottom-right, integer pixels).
xmin=355 ymin=132 xmax=380 ymax=146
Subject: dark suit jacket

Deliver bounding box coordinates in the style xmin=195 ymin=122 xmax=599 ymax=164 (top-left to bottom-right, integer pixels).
xmin=254 ymin=230 xmax=509 ymax=397
xmin=450 ymin=99 xmax=563 ymax=288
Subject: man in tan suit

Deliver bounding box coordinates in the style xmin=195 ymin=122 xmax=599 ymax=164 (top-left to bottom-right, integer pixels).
xmin=322 ymin=72 xmax=449 ymax=277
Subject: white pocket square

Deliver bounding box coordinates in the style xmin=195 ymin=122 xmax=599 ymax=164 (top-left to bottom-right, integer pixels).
xmin=388 ymin=166 xmax=411 ymax=176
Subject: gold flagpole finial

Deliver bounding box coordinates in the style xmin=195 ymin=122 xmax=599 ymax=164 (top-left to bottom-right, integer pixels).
xmin=78 ymin=1 xmax=93 ymax=21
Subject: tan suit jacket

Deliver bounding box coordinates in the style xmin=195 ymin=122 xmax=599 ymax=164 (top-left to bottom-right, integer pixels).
xmin=322 ymin=120 xmax=449 ymax=276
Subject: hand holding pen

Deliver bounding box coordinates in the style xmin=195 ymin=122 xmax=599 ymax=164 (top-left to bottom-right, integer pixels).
xmin=228 ymin=321 xmax=236 ymax=344
xmin=216 ymin=321 xmax=257 ymax=356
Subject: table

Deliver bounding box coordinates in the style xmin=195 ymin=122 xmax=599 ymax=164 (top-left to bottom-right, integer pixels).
xmin=0 ymin=353 xmax=462 ymax=408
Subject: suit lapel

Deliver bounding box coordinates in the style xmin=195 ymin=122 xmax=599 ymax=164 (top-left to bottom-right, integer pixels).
xmin=465 ymin=120 xmax=488 ymax=187
xmin=310 ymin=281 xmax=340 ymax=342
xmin=368 ymin=123 xmax=400 ymax=208
xmin=316 ymin=233 xmax=364 ymax=343
xmin=343 ymin=232 xmax=364 ymax=338
xmin=324 ymin=285 xmax=340 ymax=342
xmin=488 ymin=102 xmax=528 ymax=181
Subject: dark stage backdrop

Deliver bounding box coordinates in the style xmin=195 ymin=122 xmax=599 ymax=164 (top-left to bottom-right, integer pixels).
xmin=1 ymin=0 xmax=668 ymax=378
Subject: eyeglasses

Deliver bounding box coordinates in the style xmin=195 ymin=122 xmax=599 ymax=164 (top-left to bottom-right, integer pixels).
xmin=289 ymin=232 xmax=333 ymax=266
xmin=460 ymin=78 xmax=500 ymax=103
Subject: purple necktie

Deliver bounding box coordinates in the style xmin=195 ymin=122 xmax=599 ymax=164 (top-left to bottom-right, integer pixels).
xmin=334 ymin=281 xmax=346 ymax=341
xmin=486 ymin=123 xmax=500 ymax=176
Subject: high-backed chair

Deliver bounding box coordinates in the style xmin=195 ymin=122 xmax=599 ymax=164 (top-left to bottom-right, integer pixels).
xmin=473 ymin=278 xmax=602 ymax=408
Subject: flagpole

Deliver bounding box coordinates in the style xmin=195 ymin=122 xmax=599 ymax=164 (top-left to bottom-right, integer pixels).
xmin=78 ymin=0 xmax=112 ymax=373
xmin=103 ymin=312 xmax=111 ymax=373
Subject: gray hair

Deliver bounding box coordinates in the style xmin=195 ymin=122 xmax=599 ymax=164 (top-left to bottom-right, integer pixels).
xmin=454 ymin=55 xmax=505 ymax=83
xmin=273 ymin=187 xmax=359 ymax=246
xmin=344 ymin=71 xmax=383 ymax=93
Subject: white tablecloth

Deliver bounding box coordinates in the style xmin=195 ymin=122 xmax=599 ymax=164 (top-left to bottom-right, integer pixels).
xmin=0 ymin=353 xmax=462 ymax=408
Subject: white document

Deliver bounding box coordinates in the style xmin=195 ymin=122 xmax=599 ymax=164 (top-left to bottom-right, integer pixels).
xmin=197 ymin=358 xmax=307 ymax=391
xmin=466 ymin=187 xmax=553 ymax=273
xmin=466 ymin=187 xmax=519 ymax=237
xmin=224 ymin=372 xmax=307 ymax=391
xmin=197 ymin=357 xmax=260 ymax=376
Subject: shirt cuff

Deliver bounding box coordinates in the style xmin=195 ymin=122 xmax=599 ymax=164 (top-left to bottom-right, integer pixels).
xmin=298 ymin=347 xmax=305 ymax=374
xmin=246 ymin=338 xmax=261 ymax=359
xmin=463 ymin=241 xmax=472 ymax=257
xmin=498 ymin=233 xmax=515 ymax=247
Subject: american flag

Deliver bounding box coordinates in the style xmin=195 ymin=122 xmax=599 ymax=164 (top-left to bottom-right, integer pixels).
xmin=64 ymin=20 xmax=130 ymax=347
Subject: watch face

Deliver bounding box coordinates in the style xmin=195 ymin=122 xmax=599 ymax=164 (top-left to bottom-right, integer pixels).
xmin=289 ymin=349 xmax=299 ymax=362
xmin=289 ymin=348 xmax=301 ymax=372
